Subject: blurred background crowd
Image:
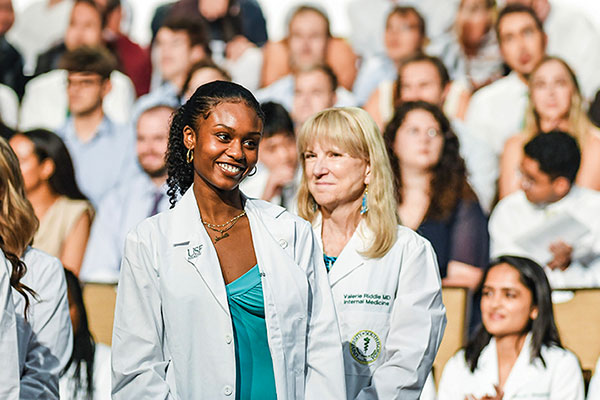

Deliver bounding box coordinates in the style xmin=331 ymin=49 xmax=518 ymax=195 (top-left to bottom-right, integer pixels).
xmin=2 ymin=0 xmax=600 ymax=398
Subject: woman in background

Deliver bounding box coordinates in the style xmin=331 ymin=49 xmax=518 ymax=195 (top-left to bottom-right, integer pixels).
xmin=10 ymin=129 xmax=93 ymax=275
xmin=438 ymin=256 xmax=584 ymax=399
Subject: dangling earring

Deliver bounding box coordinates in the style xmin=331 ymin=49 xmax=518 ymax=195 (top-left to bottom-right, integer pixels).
xmin=186 ymin=148 xmax=194 ymax=163
xmin=360 ymin=185 xmax=369 ymax=215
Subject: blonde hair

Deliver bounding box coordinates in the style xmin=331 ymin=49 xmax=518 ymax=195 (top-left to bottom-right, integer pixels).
xmin=0 ymin=138 xmax=38 ymax=256
xmin=297 ymin=107 xmax=398 ymax=258
xmin=523 ymin=56 xmax=591 ymax=144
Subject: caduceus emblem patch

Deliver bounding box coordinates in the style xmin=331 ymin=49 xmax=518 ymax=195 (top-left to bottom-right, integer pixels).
xmin=349 ymin=330 xmax=381 ymax=364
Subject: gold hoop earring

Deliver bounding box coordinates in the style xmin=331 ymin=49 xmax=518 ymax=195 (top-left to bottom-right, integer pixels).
xmin=186 ymin=148 xmax=194 ymax=163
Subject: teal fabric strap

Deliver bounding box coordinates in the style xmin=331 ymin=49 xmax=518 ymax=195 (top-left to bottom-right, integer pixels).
xmin=323 ymin=254 xmax=337 ymax=272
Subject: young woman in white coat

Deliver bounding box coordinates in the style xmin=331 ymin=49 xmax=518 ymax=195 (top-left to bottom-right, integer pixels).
xmin=0 ymin=137 xmax=73 ymax=399
xmin=438 ymin=255 xmax=585 ymax=400
xmin=297 ymin=107 xmax=446 ymax=399
xmin=111 ymin=81 xmax=346 ymax=399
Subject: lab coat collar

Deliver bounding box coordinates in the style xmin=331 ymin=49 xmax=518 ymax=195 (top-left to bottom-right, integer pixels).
xmin=169 ymin=185 xmax=295 ymax=313
xmin=312 ymin=213 xmax=371 ymax=286
xmin=483 ymin=333 xmax=534 ymax=397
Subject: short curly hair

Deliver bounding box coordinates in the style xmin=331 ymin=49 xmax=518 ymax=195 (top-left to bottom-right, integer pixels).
xmin=166 ymin=81 xmax=265 ymax=207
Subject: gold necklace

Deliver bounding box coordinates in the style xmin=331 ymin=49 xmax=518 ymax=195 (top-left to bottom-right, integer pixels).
xmin=202 ymin=210 xmax=246 ymax=242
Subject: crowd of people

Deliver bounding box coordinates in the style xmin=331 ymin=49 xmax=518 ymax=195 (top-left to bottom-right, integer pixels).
xmin=1 ymin=0 xmax=600 ymax=399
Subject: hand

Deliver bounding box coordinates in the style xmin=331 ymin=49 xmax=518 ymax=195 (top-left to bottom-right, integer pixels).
xmin=466 ymin=385 xmax=504 ymax=400
xmin=226 ymin=35 xmax=255 ymax=61
xmin=532 ymin=0 xmax=551 ymax=22
xmin=548 ymin=240 xmax=573 ymax=271
xmin=261 ymin=164 xmax=296 ymax=202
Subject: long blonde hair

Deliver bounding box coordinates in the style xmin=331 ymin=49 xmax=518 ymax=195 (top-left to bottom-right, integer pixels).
xmin=523 ymin=56 xmax=590 ymax=144
xmin=0 ymin=138 xmax=39 ymax=315
xmin=297 ymin=107 xmax=399 ymax=258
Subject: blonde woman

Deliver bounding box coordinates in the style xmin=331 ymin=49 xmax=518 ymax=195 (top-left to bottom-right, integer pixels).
xmin=297 ymin=107 xmax=446 ymax=399
xmin=0 ymin=138 xmax=72 ymax=398
xmin=499 ymin=56 xmax=600 ymax=199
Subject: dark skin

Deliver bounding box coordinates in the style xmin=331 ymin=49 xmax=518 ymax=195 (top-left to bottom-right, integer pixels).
xmin=183 ymin=101 xmax=263 ymax=284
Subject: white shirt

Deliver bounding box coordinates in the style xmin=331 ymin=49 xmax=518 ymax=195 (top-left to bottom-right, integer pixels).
xmin=19 ymin=69 xmax=136 ymax=131
xmin=313 ymin=216 xmax=446 ymax=400
xmin=438 ymin=334 xmax=585 ymax=399
xmin=111 ymin=186 xmax=346 ymax=399
xmin=14 ymin=247 xmax=73 ymax=399
xmin=0 ymin=83 xmax=19 ymax=129
xmin=544 ymin=3 xmax=600 ymax=99
xmin=489 ymin=187 xmax=600 ymax=288
xmin=59 ymin=343 xmax=111 ymax=400
xmin=80 ymin=174 xmax=169 ymax=284
xmin=465 ymin=71 xmax=529 ymax=156
xmin=0 ymin=252 xmax=19 ymax=400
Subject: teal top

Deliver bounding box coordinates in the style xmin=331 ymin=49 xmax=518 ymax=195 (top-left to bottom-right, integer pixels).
xmin=226 ymin=265 xmax=277 ymax=400
xmin=323 ymin=254 xmax=337 ymax=272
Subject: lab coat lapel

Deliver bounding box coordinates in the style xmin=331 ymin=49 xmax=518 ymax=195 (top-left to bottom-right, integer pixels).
xmin=312 ymin=214 xmax=366 ymax=286
xmin=170 ymin=186 xmax=229 ymax=313
xmin=501 ymin=333 xmax=535 ymax=398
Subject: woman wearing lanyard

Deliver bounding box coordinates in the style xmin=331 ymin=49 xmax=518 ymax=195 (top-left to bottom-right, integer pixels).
xmin=111 ymin=81 xmax=345 ymax=399
xmin=297 ymin=107 xmax=446 ymax=399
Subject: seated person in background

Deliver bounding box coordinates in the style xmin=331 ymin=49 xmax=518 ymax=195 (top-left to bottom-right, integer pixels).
xmin=490 ymin=131 xmax=600 ymax=289
xmin=291 ymin=64 xmax=337 ymax=128
xmin=259 ymin=5 xmax=357 ymax=91
xmin=438 ymin=255 xmax=585 ymax=400
xmin=56 ymin=46 xmax=137 ymax=207
xmin=0 ymin=82 xmax=18 ymax=130
xmin=240 ymin=102 xmax=299 ymax=211
xmin=149 ymin=14 xmax=210 ymax=104
xmin=505 ymin=0 xmax=600 ymax=99
xmin=353 ymin=6 xmax=425 ymax=105
xmin=80 ymin=99 xmax=176 ymax=283
xmin=465 ymin=4 xmax=546 ymax=157
xmin=384 ymin=101 xmax=489 ymax=290
xmin=19 ymin=2 xmax=136 ymax=131
xmin=499 ymin=57 xmax=600 ymax=199
xmin=0 ymin=0 xmax=26 ymax=100
xmin=180 ymin=59 xmax=231 ymax=101
xmin=60 ymin=268 xmax=111 ymax=400
xmin=9 ymin=130 xmax=93 ymax=276
xmin=371 ymin=54 xmax=497 ymax=212
xmin=98 ymin=0 xmax=152 ymax=97
xmin=428 ymin=0 xmax=502 ymax=92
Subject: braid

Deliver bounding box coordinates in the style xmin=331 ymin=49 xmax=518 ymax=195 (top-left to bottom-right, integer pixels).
xmin=165 ymin=81 xmax=265 ymax=207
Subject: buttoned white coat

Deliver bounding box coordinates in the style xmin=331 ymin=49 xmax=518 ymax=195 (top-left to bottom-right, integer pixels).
xmin=438 ymin=333 xmax=585 ymax=400
xmin=313 ymin=216 xmax=446 ymax=399
xmin=111 ymin=186 xmax=346 ymax=399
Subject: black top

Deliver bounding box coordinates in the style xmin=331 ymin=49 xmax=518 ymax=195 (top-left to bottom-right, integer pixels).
xmin=0 ymin=37 xmax=26 ymax=99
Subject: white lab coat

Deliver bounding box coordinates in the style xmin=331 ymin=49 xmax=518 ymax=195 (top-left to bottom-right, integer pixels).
xmin=438 ymin=333 xmax=585 ymax=400
xmin=0 ymin=251 xmax=19 ymax=400
xmin=111 ymin=186 xmax=346 ymax=399
xmin=13 ymin=247 xmax=73 ymax=399
xmin=313 ymin=216 xmax=446 ymax=399
xmin=60 ymin=343 xmax=112 ymax=400
xmin=588 ymin=358 xmax=600 ymax=400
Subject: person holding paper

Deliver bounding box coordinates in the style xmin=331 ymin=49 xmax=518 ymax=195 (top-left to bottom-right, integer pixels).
xmin=489 ymin=131 xmax=600 ymax=288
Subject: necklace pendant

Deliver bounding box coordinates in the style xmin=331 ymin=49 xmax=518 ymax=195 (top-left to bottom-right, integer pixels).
xmin=214 ymin=232 xmax=230 ymax=243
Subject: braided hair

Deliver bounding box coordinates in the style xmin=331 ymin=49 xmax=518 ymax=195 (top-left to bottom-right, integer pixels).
xmin=166 ymin=80 xmax=264 ymax=207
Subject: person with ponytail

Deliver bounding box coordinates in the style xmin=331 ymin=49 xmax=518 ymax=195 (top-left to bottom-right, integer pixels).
xmin=60 ymin=268 xmax=111 ymax=400
xmin=111 ymin=80 xmax=345 ymax=399
xmin=0 ymin=137 xmax=72 ymax=399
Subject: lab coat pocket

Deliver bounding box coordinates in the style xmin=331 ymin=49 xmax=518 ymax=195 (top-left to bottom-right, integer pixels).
xmin=340 ymin=310 xmax=390 ymax=377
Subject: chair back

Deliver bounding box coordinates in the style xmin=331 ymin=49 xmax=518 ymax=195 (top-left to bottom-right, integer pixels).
xmin=83 ymin=283 xmax=117 ymax=345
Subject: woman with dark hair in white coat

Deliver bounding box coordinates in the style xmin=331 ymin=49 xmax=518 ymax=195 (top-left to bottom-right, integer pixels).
xmin=297 ymin=106 xmax=446 ymax=399
xmin=438 ymin=255 xmax=584 ymax=400
xmin=0 ymin=137 xmax=73 ymax=399
xmin=111 ymin=81 xmax=346 ymax=399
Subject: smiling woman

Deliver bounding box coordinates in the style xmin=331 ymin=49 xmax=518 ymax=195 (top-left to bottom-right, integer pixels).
xmin=111 ymin=81 xmax=346 ymax=399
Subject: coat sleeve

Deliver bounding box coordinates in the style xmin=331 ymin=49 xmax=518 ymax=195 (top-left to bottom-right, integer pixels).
xmin=549 ymin=349 xmax=585 ymax=400
xmin=111 ymin=228 xmax=175 ymax=399
xmin=296 ymin=221 xmax=347 ymax=399
xmin=0 ymin=254 xmax=19 ymax=400
xmin=355 ymin=236 xmax=447 ymax=400
xmin=437 ymin=351 xmax=468 ymax=400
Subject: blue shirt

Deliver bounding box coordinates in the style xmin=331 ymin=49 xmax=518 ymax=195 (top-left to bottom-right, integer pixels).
xmin=80 ymin=172 xmax=169 ymax=283
xmin=352 ymin=55 xmax=397 ymax=106
xmin=57 ymin=116 xmax=137 ymax=208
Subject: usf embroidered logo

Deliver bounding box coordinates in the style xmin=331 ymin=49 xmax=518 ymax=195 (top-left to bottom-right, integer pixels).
xmin=187 ymin=245 xmax=203 ymax=260
xmin=350 ymin=330 xmax=381 ymax=364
